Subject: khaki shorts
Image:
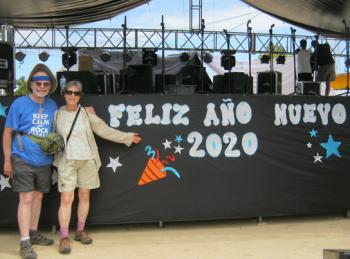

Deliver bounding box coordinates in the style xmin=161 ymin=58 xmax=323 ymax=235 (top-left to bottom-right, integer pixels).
xmin=58 ymin=159 xmax=100 ymax=192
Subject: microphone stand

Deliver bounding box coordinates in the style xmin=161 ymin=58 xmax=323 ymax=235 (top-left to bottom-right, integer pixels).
xmin=161 ymin=15 xmax=165 ymax=93
xmin=119 ymin=16 xmax=130 ymax=94
xmin=343 ymin=20 xmax=350 ymax=96
xmin=291 ymin=27 xmax=297 ymax=94
xmin=247 ymin=20 xmax=252 ymax=77
xmin=269 ymin=24 xmax=274 ymax=93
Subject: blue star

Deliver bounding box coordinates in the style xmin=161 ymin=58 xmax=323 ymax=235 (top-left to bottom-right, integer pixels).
xmin=320 ymin=134 xmax=342 ymax=159
xmin=309 ymin=128 xmax=318 ymax=138
xmin=175 ymin=135 xmax=183 ymax=143
xmin=0 ymin=102 xmax=7 ymax=118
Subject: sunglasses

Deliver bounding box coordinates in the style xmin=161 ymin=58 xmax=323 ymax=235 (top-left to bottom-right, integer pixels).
xmin=33 ymin=81 xmax=51 ymax=87
xmin=65 ymin=90 xmax=82 ymax=96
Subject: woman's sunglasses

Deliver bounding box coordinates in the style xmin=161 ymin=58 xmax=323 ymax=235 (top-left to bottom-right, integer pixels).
xmin=65 ymin=90 xmax=82 ymax=96
xmin=33 ymin=81 xmax=51 ymax=87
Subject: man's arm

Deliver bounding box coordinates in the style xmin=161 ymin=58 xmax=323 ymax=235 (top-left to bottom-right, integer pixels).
xmin=3 ymin=128 xmax=13 ymax=177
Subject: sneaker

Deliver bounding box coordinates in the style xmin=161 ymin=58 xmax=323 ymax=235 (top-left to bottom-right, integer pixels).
xmin=74 ymin=230 xmax=93 ymax=244
xmin=29 ymin=230 xmax=54 ymax=246
xmin=20 ymin=240 xmax=37 ymax=259
xmin=59 ymin=237 xmax=71 ymax=254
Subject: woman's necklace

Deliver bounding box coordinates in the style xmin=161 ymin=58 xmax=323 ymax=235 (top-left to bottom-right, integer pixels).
xmin=38 ymin=102 xmax=44 ymax=126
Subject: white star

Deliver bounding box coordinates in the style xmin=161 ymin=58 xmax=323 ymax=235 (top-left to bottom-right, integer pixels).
xmin=307 ymin=142 xmax=312 ymax=149
xmin=174 ymin=144 xmax=184 ymax=154
xmin=163 ymin=139 xmax=172 ymax=150
xmin=0 ymin=175 xmax=11 ymax=191
xmin=106 ymin=157 xmax=123 ymax=173
xmin=313 ymin=152 xmax=323 ymax=163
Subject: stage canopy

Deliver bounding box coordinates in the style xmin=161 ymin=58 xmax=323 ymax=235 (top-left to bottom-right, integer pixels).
xmin=0 ymin=0 xmax=149 ymax=28
xmin=242 ymin=0 xmax=350 ymax=38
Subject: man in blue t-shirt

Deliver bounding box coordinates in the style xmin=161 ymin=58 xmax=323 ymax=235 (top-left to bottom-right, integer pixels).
xmin=3 ymin=64 xmax=58 ymax=259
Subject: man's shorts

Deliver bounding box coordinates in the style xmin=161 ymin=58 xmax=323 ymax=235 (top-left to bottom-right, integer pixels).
xmin=58 ymin=159 xmax=100 ymax=192
xmin=12 ymin=155 xmax=52 ymax=193
xmin=316 ymin=63 xmax=336 ymax=82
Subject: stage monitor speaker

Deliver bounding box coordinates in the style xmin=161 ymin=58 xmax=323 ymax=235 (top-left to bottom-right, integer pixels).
xmin=155 ymin=74 xmax=177 ymax=93
xmin=126 ymin=65 xmax=153 ymax=93
xmin=296 ymin=81 xmax=320 ymax=96
xmin=56 ymin=71 xmax=99 ymax=95
xmin=257 ymin=71 xmax=282 ymax=94
xmin=323 ymin=249 xmax=350 ymax=259
xmin=0 ymin=42 xmax=14 ymax=92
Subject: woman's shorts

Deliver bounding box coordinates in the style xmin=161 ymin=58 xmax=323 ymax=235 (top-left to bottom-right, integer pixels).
xmin=58 ymin=159 xmax=100 ymax=192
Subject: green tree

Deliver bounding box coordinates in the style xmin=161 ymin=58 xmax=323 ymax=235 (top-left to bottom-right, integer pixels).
xmin=14 ymin=76 xmax=28 ymax=96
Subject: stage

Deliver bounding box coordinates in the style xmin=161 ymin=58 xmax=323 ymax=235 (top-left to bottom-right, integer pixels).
xmin=0 ymin=94 xmax=349 ymax=226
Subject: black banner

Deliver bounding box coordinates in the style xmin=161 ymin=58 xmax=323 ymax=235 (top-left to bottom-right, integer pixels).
xmin=0 ymin=95 xmax=349 ymax=226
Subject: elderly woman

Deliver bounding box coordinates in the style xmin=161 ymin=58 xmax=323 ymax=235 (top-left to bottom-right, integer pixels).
xmin=54 ymin=80 xmax=141 ymax=254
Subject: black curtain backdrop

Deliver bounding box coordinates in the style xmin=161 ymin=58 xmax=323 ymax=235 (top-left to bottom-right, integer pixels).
xmin=0 ymin=94 xmax=349 ymax=226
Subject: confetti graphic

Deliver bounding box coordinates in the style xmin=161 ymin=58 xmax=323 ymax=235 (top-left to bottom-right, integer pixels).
xmin=138 ymin=135 xmax=184 ymax=186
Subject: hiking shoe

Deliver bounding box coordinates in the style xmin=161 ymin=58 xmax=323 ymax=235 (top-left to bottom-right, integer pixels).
xmin=74 ymin=230 xmax=93 ymax=244
xmin=29 ymin=230 xmax=54 ymax=246
xmin=59 ymin=237 xmax=71 ymax=254
xmin=20 ymin=240 xmax=37 ymax=259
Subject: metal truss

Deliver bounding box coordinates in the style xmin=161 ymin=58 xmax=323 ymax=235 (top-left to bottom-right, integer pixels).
xmin=13 ymin=27 xmax=348 ymax=57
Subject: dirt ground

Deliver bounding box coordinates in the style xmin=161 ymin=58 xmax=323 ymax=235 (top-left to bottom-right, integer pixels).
xmin=0 ymin=215 xmax=349 ymax=259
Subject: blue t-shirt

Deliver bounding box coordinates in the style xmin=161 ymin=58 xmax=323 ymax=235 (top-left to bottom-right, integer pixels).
xmin=5 ymin=95 xmax=58 ymax=166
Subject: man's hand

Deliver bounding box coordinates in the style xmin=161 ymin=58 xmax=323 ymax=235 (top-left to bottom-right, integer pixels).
xmin=3 ymin=160 xmax=12 ymax=177
xmin=85 ymin=106 xmax=96 ymax=115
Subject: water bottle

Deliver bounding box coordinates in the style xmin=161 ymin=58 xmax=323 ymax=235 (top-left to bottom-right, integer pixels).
xmin=59 ymin=74 xmax=66 ymax=95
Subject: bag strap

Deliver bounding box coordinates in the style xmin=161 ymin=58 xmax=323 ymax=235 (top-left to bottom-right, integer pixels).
xmin=66 ymin=107 xmax=81 ymax=144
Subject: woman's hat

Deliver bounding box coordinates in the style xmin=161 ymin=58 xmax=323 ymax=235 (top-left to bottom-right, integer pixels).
xmin=27 ymin=63 xmax=57 ymax=95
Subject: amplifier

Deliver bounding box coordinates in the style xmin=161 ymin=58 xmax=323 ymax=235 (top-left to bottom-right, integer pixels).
xmin=323 ymin=249 xmax=350 ymax=259
xmin=296 ymin=81 xmax=320 ymax=95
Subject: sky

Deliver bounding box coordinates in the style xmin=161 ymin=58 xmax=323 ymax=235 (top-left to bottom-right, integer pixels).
xmin=14 ymin=0 xmax=317 ymax=81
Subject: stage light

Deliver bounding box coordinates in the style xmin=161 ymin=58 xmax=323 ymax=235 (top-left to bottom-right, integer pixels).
xmin=142 ymin=48 xmax=157 ymax=66
xmin=179 ymin=52 xmax=190 ymax=62
xmin=260 ymin=54 xmax=270 ymax=64
xmin=123 ymin=52 xmax=132 ymax=62
xmin=61 ymin=47 xmax=77 ymax=69
xmin=100 ymin=51 xmax=111 ymax=62
xmin=220 ymin=50 xmax=236 ymax=70
xmin=15 ymin=51 xmax=26 ymax=62
xmin=276 ymin=55 xmax=286 ymax=64
xmin=38 ymin=51 xmax=49 ymax=62
xmin=203 ymin=52 xmax=213 ymax=63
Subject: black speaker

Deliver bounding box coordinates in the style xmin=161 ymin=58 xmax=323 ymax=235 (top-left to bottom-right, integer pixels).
xmin=257 ymin=71 xmax=282 ymax=94
xmin=155 ymin=74 xmax=177 ymax=93
xmin=213 ymin=75 xmax=225 ymax=93
xmin=213 ymin=73 xmax=252 ymax=94
xmin=0 ymin=42 xmax=14 ymax=92
xmin=126 ymin=65 xmax=153 ymax=93
xmin=296 ymin=81 xmax=320 ymax=95
xmin=180 ymin=65 xmax=211 ymax=92
xmin=56 ymin=71 xmax=99 ymax=94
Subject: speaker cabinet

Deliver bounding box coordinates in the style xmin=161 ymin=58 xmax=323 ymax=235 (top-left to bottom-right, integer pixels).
xmin=257 ymin=71 xmax=282 ymax=94
xmin=296 ymin=81 xmax=320 ymax=96
xmin=126 ymin=65 xmax=153 ymax=93
xmin=56 ymin=71 xmax=99 ymax=94
xmin=0 ymin=42 xmax=14 ymax=92
xmin=155 ymin=74 xmax=177 ymax=93
xmin=213 ymin=73 xmax=253 ymax=94
xmin=180 ymin=65 xmax=211 ymax=92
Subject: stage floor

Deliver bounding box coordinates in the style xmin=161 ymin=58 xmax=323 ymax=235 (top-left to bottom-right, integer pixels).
xmin=0 ymin=215 xmax=349 ymax=259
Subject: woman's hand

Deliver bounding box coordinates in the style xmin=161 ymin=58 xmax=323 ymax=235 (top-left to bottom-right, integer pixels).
xmin=132 ymin=133 xmax=142 ymax=144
